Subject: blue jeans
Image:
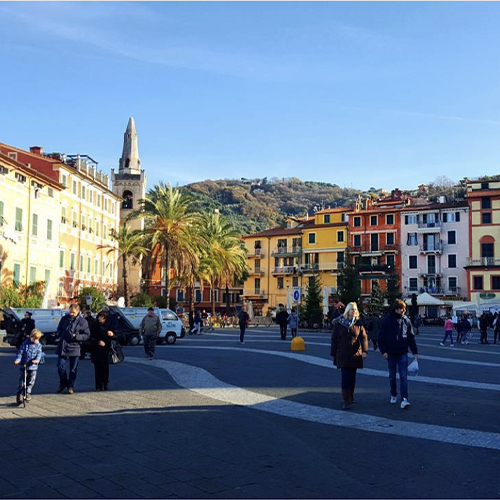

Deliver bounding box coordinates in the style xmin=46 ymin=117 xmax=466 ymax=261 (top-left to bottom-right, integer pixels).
xmin=18 ymin=368 xmax=37 ymax=395
xmin=57 ymin=356 xmax=79 ymax=388
xmin=442 ymin=330 xmax=454 ymax=344
xmin=143 ymin=335 xmax=157 ymax=358
xmin=387 ymin=353 xmax=408 ymax=400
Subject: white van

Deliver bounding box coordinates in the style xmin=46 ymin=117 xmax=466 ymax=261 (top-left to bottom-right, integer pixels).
xmin=112 ymin=307 xmax=185 ymax=345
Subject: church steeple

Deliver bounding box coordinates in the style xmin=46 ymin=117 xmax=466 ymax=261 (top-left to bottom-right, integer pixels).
xmin=119 ymin=117 xmax=140 ymax=174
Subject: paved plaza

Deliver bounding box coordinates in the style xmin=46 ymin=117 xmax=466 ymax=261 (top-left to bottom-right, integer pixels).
xmin=1 ymin=326 xmax=499 ymax=499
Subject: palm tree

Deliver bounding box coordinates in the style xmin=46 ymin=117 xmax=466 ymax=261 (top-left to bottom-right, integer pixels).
xmin=129 ymin=183 xmax=202 ymax=306
xmin=97 ymin=224 xmax=149 ymax=306
xmin=198 ymin=212 xmax=248 ymax=316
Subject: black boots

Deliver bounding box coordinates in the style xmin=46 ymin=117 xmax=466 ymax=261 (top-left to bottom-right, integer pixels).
xmin=342 ymin=389 xmax=351 ymax=411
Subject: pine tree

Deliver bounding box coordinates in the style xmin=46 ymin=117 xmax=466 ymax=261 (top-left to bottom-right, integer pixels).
xmin=367 ymin=280 xmax=385 ymax=316
xmin=303 ymin=274 xmax=324 ymax=328
xmin=386 ymin=271 xmax=402 ymax=310
xmin=337 ymin=261 xmax=361 ymax=306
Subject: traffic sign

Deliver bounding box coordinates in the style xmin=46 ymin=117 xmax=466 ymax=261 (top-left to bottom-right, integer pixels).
xmin=85 ymin=295 xmax=93 ymax=306
xmin=292 ymin=287 xmax=301 ymax=302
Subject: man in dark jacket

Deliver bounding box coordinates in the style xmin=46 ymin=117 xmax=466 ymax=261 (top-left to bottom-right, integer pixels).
xmin=238 ymin=309 xmax=249 ymax=344
xmin=15 ymin=312 xmax=36 ymax=349
xmin=276 ymin=306 xmax=289 ymax=341
xmin=378 ymin=299 xmax=418 ymax=410
xmin=56 ymin=304 xmax=90 ymax=394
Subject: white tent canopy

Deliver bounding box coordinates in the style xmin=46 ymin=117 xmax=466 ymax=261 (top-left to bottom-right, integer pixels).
xmin=405 ymin=292 xmax=445 ymax=307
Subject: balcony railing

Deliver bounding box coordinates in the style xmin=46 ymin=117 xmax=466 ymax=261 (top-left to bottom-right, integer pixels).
xmin=272 ymin=266 xmax=297 ymax=275
xmin=357 ymin=264 xmax=391 ymax=273
xmin=243 ymin=288 xmax=266 ymax=297
xmin=249 ymin=269 xmax=265 ymax=276
xmin=417 ymin=221 xmax=442 ymax=231
xmin=248 ymin=248 xmax=264 ymax=258
xmin=418 ymin=268 xmax=442 ymax=276
xmin=419 ymin=242 xmax=444 ymax=253
xmin=466 ymin=257 xmax=500 ymax=267
xmin=347 ymin=244 xmax=400 ymax=254
xmin=271 ymin=246 xmax=302 ymax=256
xmin=300 ymin=263 xmax=342 ymax=272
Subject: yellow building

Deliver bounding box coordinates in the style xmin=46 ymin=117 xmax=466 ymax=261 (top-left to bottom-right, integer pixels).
xmin=0 ymin=144 xmax=122 ymax=305
xmin=465 ymin=178 xmax=500 ymax=302
xmin=0 ymin=152 xmax=64 ymax=302
xmin=242 ymin=208 xmax=349 ymax=316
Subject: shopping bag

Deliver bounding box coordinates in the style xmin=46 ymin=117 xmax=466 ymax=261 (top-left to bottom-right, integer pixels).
xmin=108 ymin=340 xmax=125 ymax=365
xmin=408 ymin=358 xmax=419 ymax=376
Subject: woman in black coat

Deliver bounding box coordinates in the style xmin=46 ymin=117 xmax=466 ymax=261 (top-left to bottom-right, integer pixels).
xmin=331 ymin=302 xmax=368 ymax=410
xmin=90 ymin=311 xmax=114 ymax=391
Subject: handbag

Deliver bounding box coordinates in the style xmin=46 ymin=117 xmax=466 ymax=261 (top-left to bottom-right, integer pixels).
xmin=408 ymin=358 xmax=419 ymax=376
xmin=108 ymin=340 xmax=125 ymax=365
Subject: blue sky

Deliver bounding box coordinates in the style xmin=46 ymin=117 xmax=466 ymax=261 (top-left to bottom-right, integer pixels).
xmin=1 ymin=2 xmax=500 ymax=191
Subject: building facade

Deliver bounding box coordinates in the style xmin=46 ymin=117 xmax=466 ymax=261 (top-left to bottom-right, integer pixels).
xmin=400 ymin=199 xmax=469 ymax=301
xmin=465 ymin=178 xmax=500 ymax=302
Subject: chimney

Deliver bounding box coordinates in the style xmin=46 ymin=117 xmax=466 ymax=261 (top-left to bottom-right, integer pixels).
xmin=30 ymin=146 xmax=43 ymax=155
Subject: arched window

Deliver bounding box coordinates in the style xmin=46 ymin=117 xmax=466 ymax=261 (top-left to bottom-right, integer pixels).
xmin=122 ymin=190 xmax=133 ymax=209
xmin=480 ymin=235 xmax=495 ymax=259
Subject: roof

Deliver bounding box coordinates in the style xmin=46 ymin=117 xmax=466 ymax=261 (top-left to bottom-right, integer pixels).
xmin=314 ymin=206 xmax=352 ymax=215
xmin=243 ymin=226 xmax=304 ymax=239
xmin=402 ymin=200 xmax=468 ymax=212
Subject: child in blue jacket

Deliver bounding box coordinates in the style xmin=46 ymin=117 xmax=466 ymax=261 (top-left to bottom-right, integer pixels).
xmin=14 ymin=329 xmax=43 ymax=405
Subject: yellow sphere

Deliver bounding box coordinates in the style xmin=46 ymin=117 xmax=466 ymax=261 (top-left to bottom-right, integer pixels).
xmin=291 ymin=336 xmax=305 ymax=351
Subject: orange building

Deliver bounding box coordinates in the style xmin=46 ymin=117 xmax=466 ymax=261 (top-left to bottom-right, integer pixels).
xmin=347 ymin=189 xmax=412 ymax=300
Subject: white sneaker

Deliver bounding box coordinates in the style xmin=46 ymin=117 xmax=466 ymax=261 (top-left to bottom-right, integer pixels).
xmin=401 ymin=398 xmax=411 ymax=409
xmin=240 ymin=341 xmax=245 ymax=345
xmin=450 ymin=344 xmax=455 ymax=347
xmin=390 ymin=396 xmax=397 ymax=404
xmin=440 ymin=342 xmax=445 ymax=346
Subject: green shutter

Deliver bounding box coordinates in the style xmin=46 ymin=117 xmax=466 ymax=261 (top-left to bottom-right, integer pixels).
xmin=47 ymin=219 xmax=53 ymax=240
xmin=29 ymin=266 xmax=36 ymax=284
xmin=15 ymin=208 xmax=22 ymax=231
xmin=13 ymin=264 xmax=21 ymax=286
xmin=59 ymin=250 xmax=64 ymax=268
xmin=0 ymin=200 xmax=4 ymax=225
xmin=45 ymin=269 xmax=51 ymax=284
xmin=32 ymin=214 xmax=38 ymax=236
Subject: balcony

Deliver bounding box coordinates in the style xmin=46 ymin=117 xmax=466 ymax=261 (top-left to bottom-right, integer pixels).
xmin=248 ymin=248 xmax=264 ymax=258
xmin=466 ymin=257 xmax=500 ymax=267
xmin=249 ymin=269 xmax=265 ymax=276
xmin=419 ymin=242 xmax=444 ymax=254
xmin=271 ymin=246 xmax=302 ymax=257
xmin=272 ymin=266 xmax=297 ymax=275
xmin=243 ymin=288 xmax=266 ymax=298
xmin=347 ymin=244 xmax=400 ymax=255
xmin=300 ymin=262 xmax=341 ymax=273
xmin=419 ymin=286 xmax=445 ymax=295
xmin=357 ymin=264 xmax=391 ymax=273
xmin=417 ymin=221 xmax=442 ymax=232
xmin=418 ymin=268 xmax=442 ymax=277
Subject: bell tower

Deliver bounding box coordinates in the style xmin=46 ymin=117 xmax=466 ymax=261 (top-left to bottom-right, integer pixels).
xmin=111 ymin=117 xmax=147 ymax=299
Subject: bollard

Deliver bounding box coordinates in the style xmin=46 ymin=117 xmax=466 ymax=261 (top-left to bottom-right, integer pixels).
xmin=291 ymin=336 xmax=305 ymax=351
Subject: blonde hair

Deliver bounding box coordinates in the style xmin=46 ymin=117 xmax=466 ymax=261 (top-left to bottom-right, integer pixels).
xmin=343 ymin=302 xmax=359 ymax=320
xmin=30 ymin=329 xmax=43 ymax=340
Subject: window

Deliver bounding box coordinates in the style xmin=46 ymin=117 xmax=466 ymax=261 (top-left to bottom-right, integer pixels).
xmin=72 ymin=180 xmax=77 ymax=195
xmin=308 ymin=233 xmax=316 ymax=244
xmin=70 ymin=253 xmax=76 ymax=271
xmin=354 ymin=234 xmax=361 ymax=247
xmin=15 ymin=207 xmax=23 ymax=231
xmin=61 ymin=174 xmax=67 ymax=187
xmin=48 ymin=188 xmax=54 ymax=198
xmin=292 ymin=277 xmax=299 ymax=287
xmin=447 ymin=254 xmax=457 ymax=268
xmin=353 ymin=216 xmax=361 ymax=227
xmin=72 ymin=211 xmax=78 ymax=228
xmin=337 ymin=231 xmax=344 ymax=243
xmin=177 ymin=290 xmax=185 ymax=301
xmin=29 ymin=266 xmax=36 ymax=284
xmin=0 ymin=200 xmax=4 ymax=226
xmin=15 ymin=173 xmax=26 ymax=184
xmin=323 ymin=214 xmax=330 ymax=224
xmin=31 ymin=213 xmax=38 ymax=236
xmin=405 ymin=214 xmax=417 ymax=225
xmin=104 ymin=198 xmax=108 ymax=211
xmin=473 ymin=276 xmax=484 ymax=290
xmin=408 ymin=278 xmax=418 ymax=292
xmin=277 ymin=277 xmax=284 ymax=289
xmin=97 ymin=195 xmax=101 ymax=207
xmin=370 ymin=215 xmax=378 ymax=226
xmin=386 ymin=233 xmax=395 ymax=245
xmin=13 ymin=263 xmax=21 ymax=286
xmin=87 ymin=257 xmax=91 ymax=274
xmin=386 ymin=214 xmax=394 ymax=225
xmin=89 ymin=190 xmax=93 ymax=204
xmin=80 ymin=255 xmax=84 ymax=272
xmin=481 ymin=181 xmax=489 ymax=190
xmin=195 ymin=289 xmax=202 ymax=302
xmin=482 ymin=212 xmax=492 ymax=224
xmin=448 ymin=231 xmax=456 ymax=245
xmin=96 ymin=221 xmax=100 ymax=237
xmin=482 ymin=197 xmax=491 ymax=209
xmin=59 ymin=250 xmax=65 ymax=268
xmin=407 ymin=232 xmax=418 ymax=246
xmin=82 ymin=185 xmax=86 ymax=200
xmin=0 ymin=165 xmax=8 ymax=175
xmin=409 ymin=256 xmax=418 ymax=269
xmin=94 ymin=259 xmax=99 ymax=275
xmin=387 ymin=254 xmax=395 ymax=269
xmin=109 ymin=262 xmax=113 ymax=278
xmin=448 ymin=277 xmax=458 ymax=291
xmin=47 ymin=219 xmax=53 ymax=240
xmin=61 ymin=207 xmax=67 ymax=224
xmin=81 ymin=214 xmax=86 ymax=231
xmin=492 ymin=277 xmax=500 ymax=291
xmin=45 ymin=269 xmax=50 ymax=285
xmin=482 ymin=243 xmax=494 ymax=258
xmin=103 ymin=224 xmax=107 ymax=240
xmin=337 ymin=251 xmax=344 ymax=263
xmin=8 ymin=152 xmax=17 ymax=160
xmin=58 ymin=282 xmax=64 ymax=297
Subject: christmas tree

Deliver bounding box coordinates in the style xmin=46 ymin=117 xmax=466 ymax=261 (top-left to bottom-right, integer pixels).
xmin=367 ymin=280 xmax=385 ymax=316
xmin=303 ymin=273 xmax=324 ymax=328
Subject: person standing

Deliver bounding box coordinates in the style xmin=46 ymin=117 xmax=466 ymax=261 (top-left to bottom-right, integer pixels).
xmin=288 ymin=308 xmax=299 ymax=338
xmin=479 ymin=313 xmax=490 ymax=344
xmin=15 ymin=312 xmax=36 ymax=349
xmin=378 ymin=299 xmax=419 ymax=409
xmin=276 ymin=306 xmax=289 ymax=341
xmin=140 ymin=307 xmax=162 ymax=359
xmin=330 ymin=302 xmax=368 ymax=411
xmin=440 ymin=317 xmax=455 ymax=347
xmin=192 ymin=311 xmax=202 ymax=335
xmin=367 ymin=314 xmax=381 ymax=351
xmin=188 ymin=311 xmax=195 ymax=335
xmin=238 ymin=308 xmax=249 ymax=344
xmin=56 ymin=304 xmax=90 ymax=394
xmin=90 ymin=311 xmax=114 ymax=391
xmin=456 ymin=315 xmax=471 ymax=345
xmin=14 ymin=330 xmax=43 ymax=405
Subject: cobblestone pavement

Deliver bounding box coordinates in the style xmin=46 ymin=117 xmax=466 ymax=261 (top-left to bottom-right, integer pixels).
xmin=1 ymin=326 xmax=499 ymax=498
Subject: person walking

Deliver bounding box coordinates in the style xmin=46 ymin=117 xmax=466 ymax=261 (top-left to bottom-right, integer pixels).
xmin=140 ymin=307 xmax=162 ymax=359
xmin=330 ymin=302 xmax=368 ymax=411
xmin=188 ymin=311 xmax=195 ymax=335
xmin=456 ymin=315 xmax=471 ymax=345
xmin=367 ymin=314 xmax=381 ymax=351
xmin=479 ymin=313 xmax=490 ymax=344
xmin=15 ymin=312 xmax=36 ymax=349
xmin=378 ymin=299 xmax=419 ymax=409
xmin=276 ymin=306 xmax=289 ymax=341
xmin=288 ymin=308 xmax=299 ymax=338
xmin=238 ymin=309 xmax=249 ymax=344
xmin=440 ymin=317 xmax=455 ymax=347
xmin=56 ymin=304 xmax=90 ymax=394
xmin=191 ymin=311 xmax=202 ymax=335
xmin=90 ymin=311 xmax=114 ymax=391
